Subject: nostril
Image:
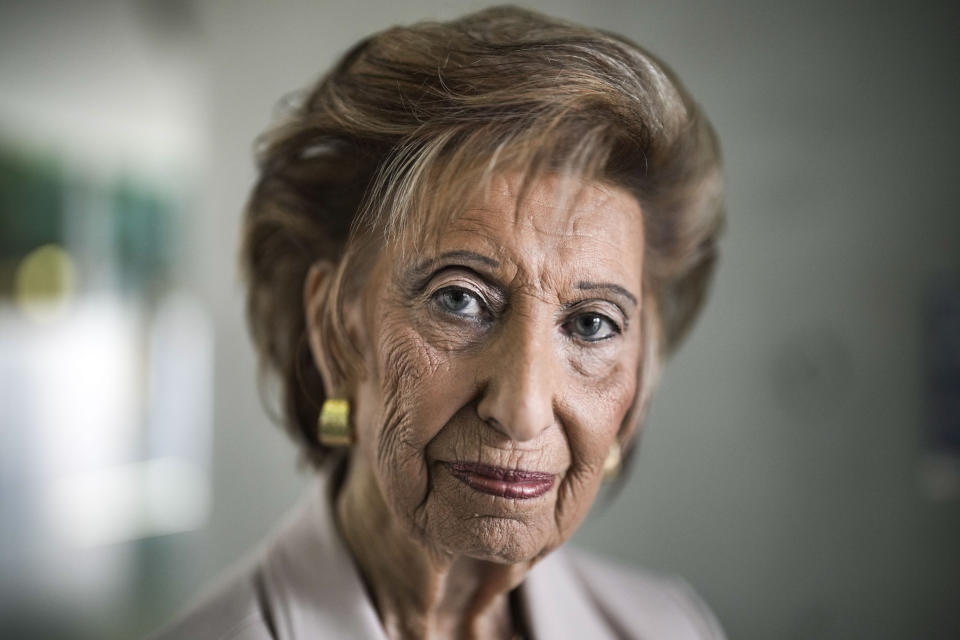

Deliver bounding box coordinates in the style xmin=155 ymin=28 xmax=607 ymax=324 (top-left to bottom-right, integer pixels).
xmin=479 ymin=412 xmax=506 ymax=435
xmin=477 ymin=400 xmax=553 ymax=442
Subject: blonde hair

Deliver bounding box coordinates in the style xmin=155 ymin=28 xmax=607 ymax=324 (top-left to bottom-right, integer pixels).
xmin=241 ymin=6 xmax=725 ymax=468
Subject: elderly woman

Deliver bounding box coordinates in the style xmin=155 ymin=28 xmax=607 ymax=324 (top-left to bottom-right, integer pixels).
xmin=157 ymin=5 xmax=724 ymax=639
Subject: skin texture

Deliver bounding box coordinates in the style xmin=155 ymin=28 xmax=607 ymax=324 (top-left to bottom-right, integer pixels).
xmin=306 ymin=174 xmax=647 ymax=639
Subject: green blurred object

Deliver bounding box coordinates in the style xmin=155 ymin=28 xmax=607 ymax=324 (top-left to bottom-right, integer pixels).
xmin=112 ymin=178 xmax=175 ymax=292
xmin=0 ymin=143 xmax=180 ymax=299
xmin=0 ymin=147 xmax=65 ymax=296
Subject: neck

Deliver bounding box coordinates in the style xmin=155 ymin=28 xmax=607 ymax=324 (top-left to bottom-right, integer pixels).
xmin=334 ymin=453 xmax=530 ymax=640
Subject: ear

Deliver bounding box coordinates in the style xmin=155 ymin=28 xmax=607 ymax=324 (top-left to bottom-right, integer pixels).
xmin=304 ymin=261 xmax=340 ymax=398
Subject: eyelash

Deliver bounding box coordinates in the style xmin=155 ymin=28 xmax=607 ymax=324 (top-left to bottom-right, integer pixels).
xmin=429 ymin=285 xmax=622 ymax=342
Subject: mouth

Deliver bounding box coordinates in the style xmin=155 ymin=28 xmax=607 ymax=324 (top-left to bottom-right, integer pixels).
xmin=446 ymin=461 xmax=555 ymax=500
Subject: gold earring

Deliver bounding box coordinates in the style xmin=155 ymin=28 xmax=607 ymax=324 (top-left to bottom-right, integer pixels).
xmin=318 ymin=398 xmax=352 ymax=447
xmin=602 ymin=441 xmax=622 ymax=482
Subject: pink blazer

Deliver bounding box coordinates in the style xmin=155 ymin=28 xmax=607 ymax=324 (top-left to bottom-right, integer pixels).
xmin=153 ymin=479 xmax=725 ymax=639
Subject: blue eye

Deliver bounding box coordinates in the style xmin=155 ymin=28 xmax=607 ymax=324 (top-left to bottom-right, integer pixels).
xmin=566 ymin=313 xmax=618 ymax=341
xmin=435 ymin=287 xmax=486 ymax=318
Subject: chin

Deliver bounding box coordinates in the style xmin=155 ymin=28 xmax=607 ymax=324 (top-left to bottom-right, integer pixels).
xmin=422 ymin=505 xmax=559 ymax=565
xmin=421 ymin=482 xmax=562 ymax=564
xmin=405 ymin=460 xmax=577 ymax=564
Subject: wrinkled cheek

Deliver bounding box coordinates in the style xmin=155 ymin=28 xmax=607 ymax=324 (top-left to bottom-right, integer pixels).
xmin=554 ymin=370 xmax=637 ymax=536
xmin=554 ymin=467 xmax=604 ymax=543
xmin=569 ymin=372 xmax=635 ymax=466
xmin=366 ymin=324 xmax=450 ymax=525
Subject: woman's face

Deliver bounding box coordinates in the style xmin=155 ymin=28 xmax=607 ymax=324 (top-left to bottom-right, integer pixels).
xmin=347 ymin=174 xmax=646 ymax=564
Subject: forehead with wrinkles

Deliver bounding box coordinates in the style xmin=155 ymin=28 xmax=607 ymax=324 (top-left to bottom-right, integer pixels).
xmin=410 ymin=173 xmax=645 ymax=295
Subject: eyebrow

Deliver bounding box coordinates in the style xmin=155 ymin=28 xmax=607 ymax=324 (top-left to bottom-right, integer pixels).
xmin=576 ymin=281 xmax=638 ymax=307
xmin=411 ymin=251 xmax=637 ymax=307
xmin=414 ymin=250 xmax=500 ymax=274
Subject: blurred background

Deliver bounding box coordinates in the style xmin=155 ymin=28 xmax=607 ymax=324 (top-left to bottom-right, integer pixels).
xmin=1 ymin=0 xmax=957 ymax=638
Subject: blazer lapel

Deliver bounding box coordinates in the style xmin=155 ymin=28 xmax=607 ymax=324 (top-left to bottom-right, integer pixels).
xmin=519 ymin=548 xmax=619 ymax=640
xmin=260 ymin=479 xmax=389 ymax=640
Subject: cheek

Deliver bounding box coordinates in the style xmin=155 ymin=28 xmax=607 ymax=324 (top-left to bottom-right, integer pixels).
xmin=564 ymin=334 xmax=641 ymax=460
xmin=356 ymin=311 xmax=470 ymax=524
xmin=553 ymin=353 xmax=640 ymax=533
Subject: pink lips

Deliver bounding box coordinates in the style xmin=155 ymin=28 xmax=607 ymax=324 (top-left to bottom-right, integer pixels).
xmin=447 ymin=462 xmax=555 ymax=499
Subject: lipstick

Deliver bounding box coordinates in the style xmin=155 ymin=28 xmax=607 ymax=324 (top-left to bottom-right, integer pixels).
xmin=446 ymin=462 xmax=555 ymax=499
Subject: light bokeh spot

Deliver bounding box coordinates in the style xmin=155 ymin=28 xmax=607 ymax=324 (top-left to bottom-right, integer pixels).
xmin=14 ymin=243 xmax=78 ymax=322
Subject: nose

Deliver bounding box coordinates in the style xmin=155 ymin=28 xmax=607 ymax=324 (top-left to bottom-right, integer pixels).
xmin=476 ymin=308 xmax=557 ymax=442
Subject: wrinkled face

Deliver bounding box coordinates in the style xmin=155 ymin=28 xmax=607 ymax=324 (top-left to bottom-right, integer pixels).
xmin=349 ymin=174 xmax=646 ymax=564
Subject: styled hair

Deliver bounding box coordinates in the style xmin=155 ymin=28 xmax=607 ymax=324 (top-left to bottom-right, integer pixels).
xmin=241 ymin=5 xmax=725 ymax=468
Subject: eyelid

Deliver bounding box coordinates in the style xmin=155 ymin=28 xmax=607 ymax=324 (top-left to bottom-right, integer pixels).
xmin=427 ymin=263 xmax=498 ymax=287
xmin=428 ymin=281 xmax=487 ymax=310
xmin=429 ymin=286 xmax=499 ymax=328
xmin=563 ymin=312 xmax=621 ymax=344
xmin=435 ymin=285 xmax=484 ymax=311
xmin=426 ymin=267 xmax=504 ymax=310
xmin=564 ymin=299 xmax=628 ymax=331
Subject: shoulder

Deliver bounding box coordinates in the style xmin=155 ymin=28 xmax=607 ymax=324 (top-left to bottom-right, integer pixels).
xmin=148 ymin=560 xmax=275 ymax=640
xmin=147 ymin=478 xmax=386 ymax=640
xmin=566 ymin=548 xmax=726 ymax=640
